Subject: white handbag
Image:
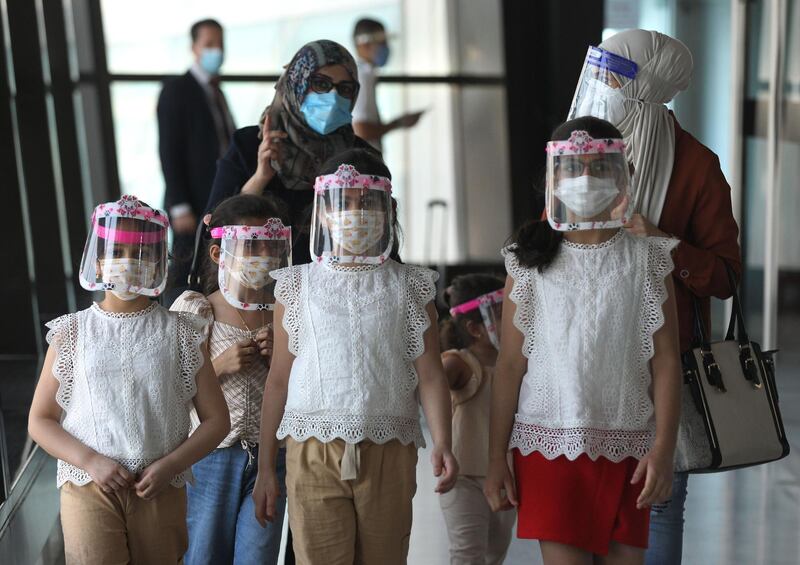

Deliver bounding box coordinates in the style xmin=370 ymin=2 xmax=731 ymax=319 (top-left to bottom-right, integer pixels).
xmin=674 ymin=265 xmax=790 ymax=473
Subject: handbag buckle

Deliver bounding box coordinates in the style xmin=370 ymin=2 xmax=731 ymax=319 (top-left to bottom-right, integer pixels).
xmin=700 ymin=349 xmax=726 ymax=393
xmin=738 ymin=344 xmax=762 ymax=389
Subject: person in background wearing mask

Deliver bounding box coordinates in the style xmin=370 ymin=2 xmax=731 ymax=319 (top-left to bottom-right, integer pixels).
xmin=158 ymin=18 xmax=236 ymax=300
xmin=351 ymin=18 xmax=423 ymax=152
xmin=205 ymin=40 xmax=380 ymax=265
xmin=568 ymin=29 xmax=741 ymax=565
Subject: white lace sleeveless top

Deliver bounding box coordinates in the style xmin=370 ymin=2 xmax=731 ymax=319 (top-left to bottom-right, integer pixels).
xmin=271 ymin=260 xmax=438 ymax=447
xmin=45 ymin=302 xmax=208 ymax=488
xmin=503 ymin=230 xmax=678 ymax=462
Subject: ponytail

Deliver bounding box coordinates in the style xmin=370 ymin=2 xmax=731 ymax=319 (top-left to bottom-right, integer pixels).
xmin=510 ymin=219 xmax=563 ymax=272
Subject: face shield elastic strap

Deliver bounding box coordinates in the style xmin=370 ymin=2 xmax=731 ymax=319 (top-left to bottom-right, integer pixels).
xmin=94 ymin=222 xmax=166 ymax=244
xmin=449 ymin=289 xmax=504 ymax=317
xmin=314 ymin=164 xmax=392 ymax=194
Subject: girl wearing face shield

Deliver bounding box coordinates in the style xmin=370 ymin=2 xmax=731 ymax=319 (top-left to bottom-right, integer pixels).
xmin=28 ymin=195 xmax=230 ymax=564
xmin=439 ymin=274 xmax=515 ymax=564
xmin=485 ymin=117 xmax=682 ymax=564
xmin=252 ymin=148 xmax=459 ymax=564
xmin=170 ymin=193 xmax=292 ymax=564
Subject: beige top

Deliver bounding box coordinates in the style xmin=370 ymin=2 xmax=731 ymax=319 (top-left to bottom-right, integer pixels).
xmin=445 ymin=348 xmax=492 ymax=477
xmin=171 ymin=291 xmax=269 ymax=448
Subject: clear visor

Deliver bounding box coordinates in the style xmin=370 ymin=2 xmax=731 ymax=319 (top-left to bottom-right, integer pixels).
xmin=311 ymin=165 xmax=393 ymax=265
xmin=79 ymin=197 xmax=169 ymax=296
xmin=214 ymin=220 xmax=292 ymax=311
xmin=567 ymin=46 xmax=638 ymax=124
xmin=450 ymin=289 xmax=504 ymax=350
xmin=546 ymin=131 xmax=632 ymax=231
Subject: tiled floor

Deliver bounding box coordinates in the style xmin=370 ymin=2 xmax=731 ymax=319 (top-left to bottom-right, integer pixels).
xmin=408 ymin=353 xmax=800 ymax=565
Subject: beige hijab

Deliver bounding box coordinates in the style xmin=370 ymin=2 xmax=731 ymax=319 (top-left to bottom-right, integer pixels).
xmin=599 ymin=30 xmax=693 ymax=224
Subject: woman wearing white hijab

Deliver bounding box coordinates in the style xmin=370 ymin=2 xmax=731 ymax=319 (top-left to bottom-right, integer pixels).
xmin=570 ymin=30 xmax=742 ymax=565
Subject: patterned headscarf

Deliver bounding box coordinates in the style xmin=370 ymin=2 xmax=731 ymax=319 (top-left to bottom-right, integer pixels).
xmin=259 ymin=40 xmax=360 ymax=191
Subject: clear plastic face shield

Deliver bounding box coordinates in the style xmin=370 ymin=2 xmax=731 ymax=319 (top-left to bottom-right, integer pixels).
xmin=311 ymin=164 xmax=394 ymax=266
xmin=449 ymin=289 xmax=504 ymax=350
xmin=546 ymin=130 xmax=633 ymax=231
xmin=78 ymin=195 xmax=169 ymax=299
xmin=211 ymin=218 xmax=292 ymax=311
xmin=567 ymin=46 xmax=638 ymax=125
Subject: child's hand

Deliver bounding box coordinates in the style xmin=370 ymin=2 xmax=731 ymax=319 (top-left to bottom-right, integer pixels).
xmin=253 ymin=470 xmax=282 ymax=527
xmin=255 ymin=326 xmax=274 ymax=360
xmin=484 ymin=457 xmax=518 ymax=512
xmin=431 ymin=447 xmax=458 ymax=493
xmin=632 ymin=448 xmax=674 ymax=509
xmin=85 ymin=453 xmax=134 ymax=493
xmin=213 ymin=339 xmax=258 ymax=376
xmin=134 ymin=458 xmax=177 ymax=500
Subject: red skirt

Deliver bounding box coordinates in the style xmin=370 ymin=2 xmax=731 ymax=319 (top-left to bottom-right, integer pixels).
xmin=513 ymin=449 xmax=650 ymax=556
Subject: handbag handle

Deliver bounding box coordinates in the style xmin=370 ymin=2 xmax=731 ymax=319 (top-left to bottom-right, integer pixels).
xmin=723 ymin=262 xmax=750 ymax=346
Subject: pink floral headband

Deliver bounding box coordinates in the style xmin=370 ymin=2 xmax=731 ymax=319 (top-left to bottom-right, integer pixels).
xmin=545 ymin=130 xmax=626 ymax=156
xmin=314 ymin=164 xmax=392 ymax=194
xmin=91 ymin=195 xmax=169 ymax=242
xmin=210 ymin=217 xmax=291 ymax=240
xmin=449 ymin=289 xmax=504 ymax=317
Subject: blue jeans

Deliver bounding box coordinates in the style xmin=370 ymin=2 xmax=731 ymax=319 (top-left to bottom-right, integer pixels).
xmin=645 ymin=472 xmax=689 ymax=565
xmin=185 ymin=445 xmax=287 ymax=565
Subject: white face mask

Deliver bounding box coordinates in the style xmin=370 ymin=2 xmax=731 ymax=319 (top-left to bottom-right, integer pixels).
xmin=576 ymin=78 xmax=628 ymax=126
xmin=227 ymin=255 xmax=281 ymax=290
xmin=326 ymin=210 xmax=386 ymax=255
xmin=101 ymin=258 xmax=156 ymax=298
xmin=554 ymin=176 xmax=620 ymax=219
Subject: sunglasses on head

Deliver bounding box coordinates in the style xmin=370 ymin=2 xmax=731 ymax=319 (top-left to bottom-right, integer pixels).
xmin=308 ymin=73 xmax=358 ymax=100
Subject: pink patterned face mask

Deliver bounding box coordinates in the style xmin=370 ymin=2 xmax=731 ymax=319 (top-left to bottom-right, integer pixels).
xmin=325 ymin=210 xmax=386 ymax=256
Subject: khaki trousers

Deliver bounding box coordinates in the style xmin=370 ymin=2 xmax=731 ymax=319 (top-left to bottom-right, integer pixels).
xmin=286 ymin=437 xmax=418 ymax=565
xmin=60 ymin=481 xmax=187 ymax=565
xmin=439 ymin=475 xmax=516 ymax=565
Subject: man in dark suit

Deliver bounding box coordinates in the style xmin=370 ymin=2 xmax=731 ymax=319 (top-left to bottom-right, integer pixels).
xmin=157 ymin=18 xmax=235 ymax=296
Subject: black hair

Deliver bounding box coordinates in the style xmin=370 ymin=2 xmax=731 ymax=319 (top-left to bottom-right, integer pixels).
xmin=440 ymin=274 xmax=505 ymax=351
xmin=353 ymin=18 xmax=385 ymax=40
xmin=511 ymin=116 xmax=624 ymax=271
xmin=201 ymin=193 xmax=290 ymax=295
xmin=315 ymin=148 xmax=403 ymax=262
xmin=191 ymin=19 xmax=223 ymax=43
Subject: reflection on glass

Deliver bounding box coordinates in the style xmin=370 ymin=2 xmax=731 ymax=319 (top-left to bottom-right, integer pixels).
xmin=99 ymin=0 xmax=466 ymax=75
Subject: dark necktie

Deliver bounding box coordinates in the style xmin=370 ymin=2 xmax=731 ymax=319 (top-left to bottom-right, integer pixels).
xmin=209 ymin=77 xmax=233 ymax=156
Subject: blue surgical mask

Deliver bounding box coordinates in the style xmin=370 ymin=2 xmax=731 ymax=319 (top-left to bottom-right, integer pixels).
xmin=200 ymin=48 xmax=223 ymax=75
xmin=300 ymin=91 xmax=353 ymax=135
xmin=374 ymin=44 xmax=390 ymax=67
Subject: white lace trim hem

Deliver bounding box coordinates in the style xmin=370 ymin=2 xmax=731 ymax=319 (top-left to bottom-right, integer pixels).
xmin=277 ymin=411 xmax=426 ymax=448
xmin=56 ymin=459 xmax=192 ymax=488
xmin=509 ymin=420 xmax=655 ymax=463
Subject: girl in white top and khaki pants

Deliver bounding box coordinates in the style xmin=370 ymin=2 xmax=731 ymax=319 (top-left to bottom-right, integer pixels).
xmin=252 ymin=149 xmax=458 ymax=565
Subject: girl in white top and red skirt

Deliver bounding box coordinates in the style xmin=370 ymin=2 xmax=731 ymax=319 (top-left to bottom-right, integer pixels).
xmin=485 ymin=117 xmax=682 ymax=564
xmin=252 ymin=148 xmax=458 ymax=565
xmin=28 ymin=196 xmax=230 ymax=565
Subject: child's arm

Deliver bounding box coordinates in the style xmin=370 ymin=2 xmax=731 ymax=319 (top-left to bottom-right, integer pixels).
xmin=485 ymin=276 xmax=528 ymax=512
xmin=134 ymin=345 xmax=230 ymax=499
xmin=28 ymin=345 xmax=136 ymax=492
xmin=441 ymin=353 xmax=472 ymax=390
xmin=632 ymin=274 xmax=682 ymax=509
xmin=415 ymin=303 xmax=459 ymax=494
xmin=253 ymin=302 xmax=294 ymax=527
